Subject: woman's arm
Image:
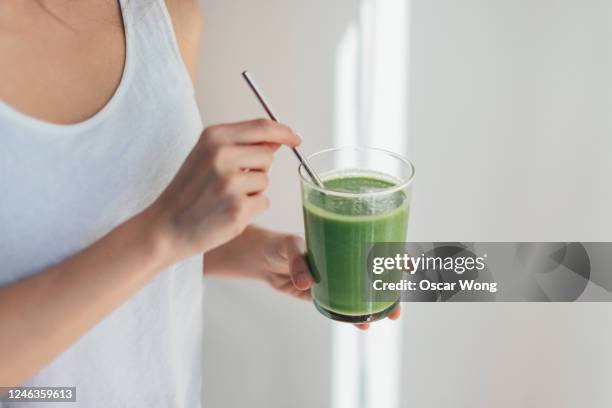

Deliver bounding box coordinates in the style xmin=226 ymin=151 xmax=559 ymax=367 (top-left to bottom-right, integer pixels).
xmin=0 ymin=212 xmax=167 ymax=387
xmin=0 ymin=120 xmax=301 ymax=387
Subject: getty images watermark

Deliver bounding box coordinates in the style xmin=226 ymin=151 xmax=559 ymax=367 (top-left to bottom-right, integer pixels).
xmin=365 ymin=242 xmax=612 ymax=302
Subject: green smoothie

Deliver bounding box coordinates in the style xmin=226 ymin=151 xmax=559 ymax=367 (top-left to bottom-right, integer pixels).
xmin=303 ymin=171 xmax=410 ymax=321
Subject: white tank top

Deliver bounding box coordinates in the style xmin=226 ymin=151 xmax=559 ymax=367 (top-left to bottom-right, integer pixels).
xmin=0 ymin=1 xmax=204 ymax=406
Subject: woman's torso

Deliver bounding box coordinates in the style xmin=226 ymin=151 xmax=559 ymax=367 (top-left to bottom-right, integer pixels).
xmin=0 ymin=0 xmax=204 ymax=406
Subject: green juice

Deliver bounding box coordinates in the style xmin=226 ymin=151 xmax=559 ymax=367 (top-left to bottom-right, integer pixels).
xmin=303 ymin=172 xmax=410 ymax=322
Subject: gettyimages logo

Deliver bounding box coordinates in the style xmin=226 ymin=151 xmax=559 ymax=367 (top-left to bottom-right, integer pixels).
xmin=365 ymin=242 xmax=611 ymax=302
xmin=371 ymin=251 xmax=486 ymax=275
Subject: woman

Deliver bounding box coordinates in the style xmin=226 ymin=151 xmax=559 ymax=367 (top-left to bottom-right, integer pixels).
xmin=0 ymin=0 xmax=398 ymax=406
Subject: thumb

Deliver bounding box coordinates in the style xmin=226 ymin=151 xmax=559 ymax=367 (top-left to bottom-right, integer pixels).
xmin=281 ymin=235 xmax=314 ymax=290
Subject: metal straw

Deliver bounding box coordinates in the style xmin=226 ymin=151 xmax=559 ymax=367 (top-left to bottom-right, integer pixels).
xmin=242 ymin=71 xmax=326 ymax=188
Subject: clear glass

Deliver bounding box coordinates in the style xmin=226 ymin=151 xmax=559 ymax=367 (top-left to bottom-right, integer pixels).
xmin=299 ymin=147 xmax=415 ymax=323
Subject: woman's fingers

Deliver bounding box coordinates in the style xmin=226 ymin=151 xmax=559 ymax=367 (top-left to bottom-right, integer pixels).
xmin=389 ymin=305 xmax=401 ymax=320
xmin=289 ymin=254 xmax=313 ymax=290
xmin=211 ymin=145 xmax=274 ymax=174
xmin=354 ymin=305 xmax=400 ymax=330
xmin=264 ymin=142 xmax=281 ymax=152
xmin=207 ymin=119 xmax=302 ymax=147
xmin=232 ymin=145 xmax=275 ymax=171
xmin=231 ymin=171 xmax=269 ymax=195
xmin=265 ymin=271 xmax=311 ymax=301
xmin=282 ymin=236 xmax=313 ymax=291
xmin=244 ymin=194 xmax=270 ymax=219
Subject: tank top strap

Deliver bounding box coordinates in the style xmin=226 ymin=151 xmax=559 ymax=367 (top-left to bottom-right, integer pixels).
xmin=122 ymin=0 xmax=195 ymax=95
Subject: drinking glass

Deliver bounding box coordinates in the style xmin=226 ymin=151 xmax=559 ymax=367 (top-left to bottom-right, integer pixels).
xmin=299 ymin=147 xmax=415 ymax=323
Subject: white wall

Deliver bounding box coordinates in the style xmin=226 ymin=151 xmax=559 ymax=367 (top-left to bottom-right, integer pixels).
xmin=408 ymin=0 xmax=612 ymax=242
xmin=403 ymin=0 xmax=612 ymax=407
xmin=196 ymin=1 xmax=612 ymax=407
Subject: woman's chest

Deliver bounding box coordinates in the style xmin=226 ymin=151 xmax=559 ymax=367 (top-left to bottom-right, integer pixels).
xmin=0 ymin=1 xmax=127 ymax=125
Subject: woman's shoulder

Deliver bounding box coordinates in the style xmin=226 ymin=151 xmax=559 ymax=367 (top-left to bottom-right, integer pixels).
xmin=165 ymin=0 xmax=203 ymax=27
xmin=164 ymin=0 xmax=203 ymax=83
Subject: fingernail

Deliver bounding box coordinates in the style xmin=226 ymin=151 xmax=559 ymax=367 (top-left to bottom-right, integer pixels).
xmin=297 ymin=272 xmax=311 ymax=288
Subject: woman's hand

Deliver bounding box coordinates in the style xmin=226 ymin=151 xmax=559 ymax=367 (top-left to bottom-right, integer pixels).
xmin=205 ymin=225 xmax=401 ymax=329
xmin=205 ymin=225 xmax=314 ymax=299
xmin=142 ymin=119 xmax=301 ymax=265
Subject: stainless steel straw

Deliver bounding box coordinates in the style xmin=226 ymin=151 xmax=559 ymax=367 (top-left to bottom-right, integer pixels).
xmin=242 ymin=71 xmax=326 ymax=188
